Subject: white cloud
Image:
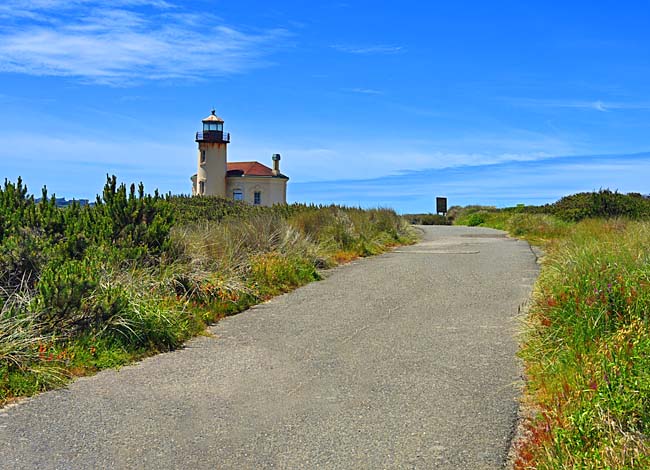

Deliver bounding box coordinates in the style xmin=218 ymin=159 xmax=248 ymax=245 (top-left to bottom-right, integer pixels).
xmin=508 ymin=97 xmax=650 ymax=112
xmin=592 ymin=100 xmax=607 ymax=112
xmin=331 ymin=44 xmax=403 ymax=55
xmin=344 ymin=88 xmax=384 ymax=95
xmin=0 ymin=1 xmax=290 ymax=85
xmin=0 ymin=0 xmax=174 ymax=19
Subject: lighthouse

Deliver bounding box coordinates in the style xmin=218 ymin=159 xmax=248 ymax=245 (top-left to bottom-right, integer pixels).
xmin=190 ymin=110 xmax=289 ymax=205
xmin=193 ymin=109 xmax=230 ymax=197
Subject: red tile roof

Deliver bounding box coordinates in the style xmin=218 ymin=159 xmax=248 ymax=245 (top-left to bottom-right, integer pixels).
xmin=227 ymin=161 xmax=275 ymax=177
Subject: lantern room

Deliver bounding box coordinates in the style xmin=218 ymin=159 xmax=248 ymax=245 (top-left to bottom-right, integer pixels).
xmin=196 ymin=109 xmax=230 ymax=143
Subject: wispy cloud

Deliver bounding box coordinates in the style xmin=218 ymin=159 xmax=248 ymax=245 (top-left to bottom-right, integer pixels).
xmin=343 ymin=88 xmax=384 ymax=95
xmin=0 ymin=1 xmax=290 ymax=85
xmin=228 ymin=123 xmax=584 ymax=185
xmin=331 ymin=44 xmax=403 ymax=55
xmin=508 ymin=98 xmax=650 ymax=112
xmin=592 ymin=101 xmax=608 ymax=112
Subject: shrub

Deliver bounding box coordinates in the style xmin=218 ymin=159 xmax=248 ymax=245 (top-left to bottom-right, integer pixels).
xmin=403 ymin=213 xmax=451 ymax=225
xmin=550 ymin=190 xmax=650 ymax=221
xmin=0 ymin=230 xmax=47 ymax=290
xmin=36 ymin=259 xmax=99 ymax=331
xmin=465 ymin=212 xmax=487 ymax=226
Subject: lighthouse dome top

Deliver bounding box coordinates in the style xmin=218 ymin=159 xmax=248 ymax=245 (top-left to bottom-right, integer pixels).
xmin=202 ymin=109 xmax=224 ymax=123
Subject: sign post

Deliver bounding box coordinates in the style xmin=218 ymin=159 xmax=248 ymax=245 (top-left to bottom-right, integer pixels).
xmin=436 ymin=197 xmax=448 ymax=216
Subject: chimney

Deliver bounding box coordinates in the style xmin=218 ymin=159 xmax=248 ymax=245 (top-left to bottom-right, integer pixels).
xmin=272 ymin=153 xmax=281 ymax=176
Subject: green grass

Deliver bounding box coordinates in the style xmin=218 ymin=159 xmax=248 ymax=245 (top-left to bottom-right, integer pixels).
xmin=454 ymin=205 xmax=650 ymax=468
xmin=514 ymin=220 xmax=650 ymax=469
xmin=449 ymin=205 xmax=510 ymax=230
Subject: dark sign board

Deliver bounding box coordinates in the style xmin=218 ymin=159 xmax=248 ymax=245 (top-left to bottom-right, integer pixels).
xmin=436 ymin=197 xmax=447 ymax=215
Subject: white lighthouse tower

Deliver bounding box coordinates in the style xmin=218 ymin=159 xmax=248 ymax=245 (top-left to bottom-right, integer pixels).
xmin=192 ymin=109 xmax=230 ymax=196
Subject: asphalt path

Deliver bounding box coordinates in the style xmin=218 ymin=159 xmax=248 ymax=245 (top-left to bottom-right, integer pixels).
xmin=0 ymin=226 xmax=539 ymax=469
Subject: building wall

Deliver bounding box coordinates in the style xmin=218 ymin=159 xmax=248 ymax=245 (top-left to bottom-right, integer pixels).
xmin=225 ymin=176 xmax=288 ymax=206
xmin=197 ymin=142 xmax=227 ymax=197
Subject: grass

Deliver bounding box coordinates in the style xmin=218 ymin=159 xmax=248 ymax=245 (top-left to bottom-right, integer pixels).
xmin=0 ymin=191 xmax=416 ymax=406
xmin=514 ymin=219 xmax=650 ymax=469
xmin=454 ymin=206 xmax=650 ymax=468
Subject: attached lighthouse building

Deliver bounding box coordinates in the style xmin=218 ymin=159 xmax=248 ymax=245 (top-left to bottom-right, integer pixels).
xmin=191 ymin=110 xmax=288 ymax=206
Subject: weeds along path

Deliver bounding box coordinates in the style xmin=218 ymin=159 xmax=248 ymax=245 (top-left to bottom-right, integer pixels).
xmin=0 ymin=226 xmax=538 ymax=469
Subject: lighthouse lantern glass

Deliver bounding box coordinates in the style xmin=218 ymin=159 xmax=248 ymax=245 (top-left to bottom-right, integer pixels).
xmin=203 ymin=122 xmax=223 ymax=132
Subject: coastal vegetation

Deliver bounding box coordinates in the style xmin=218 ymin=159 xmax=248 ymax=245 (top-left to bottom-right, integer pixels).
xmin=453 ymin=190 xmax=650 ymax=469
xmin=401 ymin=213 xmax=451 ymax=225
xmin=0 ymin=176 xmax=415 ymax=406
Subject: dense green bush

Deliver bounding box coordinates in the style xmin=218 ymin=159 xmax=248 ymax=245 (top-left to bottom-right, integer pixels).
xmin=465 ymin=212 xmax=487 ymax=226
xmin=549 ymin=190 xmax=650 ymax=221
xmin=0 ymin=230 xmax=46 ymax=290
xmin=36 ymin=259 xmax=98 ymax=330
xmin=498 ymin=190 xmax=650 ymax=222
xmin=164 ymin=194 xmax=259 ymax=225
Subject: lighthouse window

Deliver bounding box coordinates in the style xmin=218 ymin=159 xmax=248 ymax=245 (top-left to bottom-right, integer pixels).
xmin=233 ymin=189 xmax=243 ymax=201
xmin=199 ymin=181 xmax=205 ymax=195
xmin=254 ymin=191 xmax=261 ymax=205
xmin=200 ymin=150 xmax=206 ymax=163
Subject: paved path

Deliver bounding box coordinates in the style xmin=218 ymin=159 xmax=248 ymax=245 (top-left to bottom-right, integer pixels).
xmin=0 ymin=226 xmax=538 ymax=469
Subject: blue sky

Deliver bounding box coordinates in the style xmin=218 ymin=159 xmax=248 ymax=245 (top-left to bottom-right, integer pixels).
xmin=0 ymin=1 xmax=649 ymax=212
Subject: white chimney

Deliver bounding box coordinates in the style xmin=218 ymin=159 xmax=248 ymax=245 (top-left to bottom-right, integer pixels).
xmin=272 ymin=153 xmax=281 ymax=176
